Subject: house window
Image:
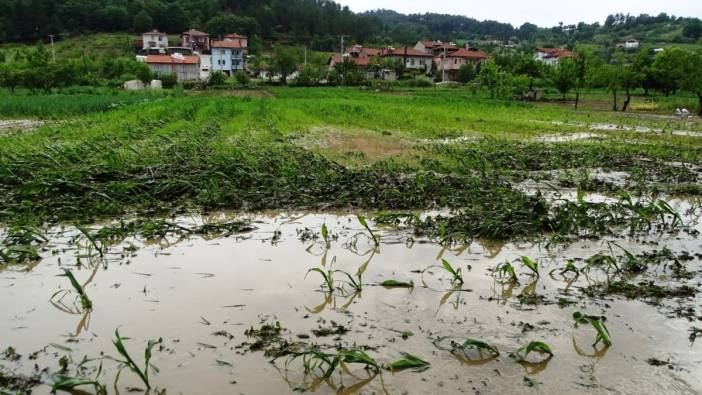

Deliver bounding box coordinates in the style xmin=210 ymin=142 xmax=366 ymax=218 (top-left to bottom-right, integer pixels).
xmin=420 ymin=59 xmax=425 ymax=65
xmin=411 ymin=59 xmax=415 ymax=66
xmin=454 ymin=58 xmax=459 ymax=64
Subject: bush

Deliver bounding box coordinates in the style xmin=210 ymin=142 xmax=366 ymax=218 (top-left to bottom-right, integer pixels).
xmin=207 ymin=71 xmax=227 ymax=87
xmin=234 ymin=71 xmax=250 ymax=86
xmin=158 ymin=73 xmax=178 ymax=88
xmin=407 ymin=75 xmax=434 ymax=87
xmin=295 ymin=65 xmax=324 ymax=86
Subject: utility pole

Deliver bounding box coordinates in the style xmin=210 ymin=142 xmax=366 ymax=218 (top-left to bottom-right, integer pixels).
xmin=442 ymin=46 xmax=447 ymax=82
xmin=304 ymin=45 xmax=307 ymax=66
xmin=49 ymin=34 xmax=56 ymax=62
xmin=339 ymin=34 xmax=348 ymax=57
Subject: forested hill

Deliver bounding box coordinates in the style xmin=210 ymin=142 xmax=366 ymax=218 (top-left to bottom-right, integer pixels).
xmin=1 ymin=0 xmax=700 ymax=49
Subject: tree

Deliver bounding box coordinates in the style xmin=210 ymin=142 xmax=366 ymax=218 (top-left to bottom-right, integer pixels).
xmin=513 ymin=54 xmax=543 ymax=97
xmin=682 ymin=21 xmax=702 ymax=40
xmin=205 ymin=14 xmax=261 ymax=37
xmin=517 ymin=22 xmax=538 ymax=40
xmin=551 ymin=58 xmax=577 ymax=100
xmin=135 ymin=62 xmax=153 ymax=85
xmin=271 ymin=46 xmax=299 ymax=85
xmin=573 ymin=49 xmax=591 ymax=109
xmin=651 ymin=48 xmax=688 ymax=96
xmin=588 ymin=63 xmax=621 ymax=111
xmin=457 ymin=63 xmax=476 ymax=83
xmin=234 ymin=70 xmax=250 ymax=86
xmin=478 ymin=59 xmax=502 ymax=98
xmin=133 ymin=10 xmax=153 ymax=33
xmin=676 ymin=51 xmax=702 ymax=115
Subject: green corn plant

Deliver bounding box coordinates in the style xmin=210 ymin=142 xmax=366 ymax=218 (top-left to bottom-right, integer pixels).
xmin=520 ymin=256 xmax=540 ymax=277
xmin=321 ymin=223 xmax=330 ymax=247
xmin=287 ymin=348 xmax=379 ymax=379
xmin=336 ymin=269 xmax=362 ymax=292
xmin=494 ymin=261 xmax=518 ymax=283
xmin=380 ymin=279 xmax=414 ymax=288
xmin=306 ymin=267 xmax=335 ymax=291
xmin=386 ymin=352 xmax=430 ymax=372
xmin=573 ymin=312 xmax=612 ymax=347
xmin=440 ymin=259 xmax=463 ymax=285
xmin=51 ymin=356 xmax=105 ymax=394
xmin=112 ymin=329 xmax=162 ymax=389
xmin=549 ymin=260 xmax=580 ymax=276
xmin=655 ymin=199 xmax=683 ymax=228
xmin=76 ymin=225 xmax=105 ymax=257
xmin=357 ymin=215 xmax=379 ymax=247
xmin=434 ymin=337 xmax=500 ymax=357
xmin=511 ymin=341 xmax=553 ymax=362
xmin=55 ymin=269 xmax=93 ymax=310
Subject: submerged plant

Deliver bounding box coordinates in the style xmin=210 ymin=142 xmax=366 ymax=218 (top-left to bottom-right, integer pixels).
xmin=549 ymin=260 xmax=580 ymax=276
xmin=286 ymin=347 xmax=379 ymax=378
xmin=52 ymin=269 xmax=93 ymax=311
xmin=75 ymin=225 xmax=105 ymax=257
xmin=357 ymin=215 xmax=379 ymax=247
xmin=380 ymin=279 xmax=414 ymax=288
xmin=337 ymin=269 xmax=362 ymax=292
xmin=511 ymin=341 xmax=553 ymax=362
xmin=51 ymin=357 xmax=105 ymax=395
xmin=494 ymin=261 xmax=518 ymax=283
xmin=386 ymin=352 xmax=430 ymax=372
xmin=520 ymin=256 xmax=540 ymax=277
xmin=434 ymin=337 xmax=500 ymax=357
xmin=306 ymin=267 xmax=335 ymax=291
xmin=321 ymin=223 xmax=330 ymax=247
xmin=573 ymin=312 xmax=612 ymax=347
xmin=440 ymin=259 xmax=464 ymax=285
xmin=111 ymin=329 xmax=162 ymax=389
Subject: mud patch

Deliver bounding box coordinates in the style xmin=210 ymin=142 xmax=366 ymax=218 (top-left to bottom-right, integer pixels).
xmin=0 ymin=119 xmax=44 ymax=134
xmin=299 ymin=127 xmax=415 ymax=162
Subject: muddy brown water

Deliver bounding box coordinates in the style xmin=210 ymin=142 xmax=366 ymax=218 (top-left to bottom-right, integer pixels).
xmin=1 ymin=210 xmax=701 ymax=394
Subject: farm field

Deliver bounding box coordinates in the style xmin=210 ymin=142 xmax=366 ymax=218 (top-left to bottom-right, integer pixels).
xmin=1 ymin=87 xmax=702 ymax=394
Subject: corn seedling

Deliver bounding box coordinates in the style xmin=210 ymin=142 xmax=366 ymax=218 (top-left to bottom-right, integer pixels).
xmin=434 ymin=337 xmax=500 ymax=357
xmin=440 ymin=259 xmax=464 ymax=285
xmin=520 ymin=256 xmax=540 ymax=277
xmin=111 ymin=329 xmax=162 ymax=389
xmin=357 ymin=215 xmax=379 ymax=247
xmin=51 ymin=358 xmax=105 ymax=395
xmin=321 ymin=223 xmax=330 ymax=247
xmin=386 ymin=352 xmax=430 ymax=372
xmin=286 ymin=347 xmax=379 ymax=378
xmin=380 ymin=279 xmax=414 ymax=288
xmin=511 ymin=341 xmax=553 ymax=362
xmin=306 ymin=267 xmax=335 ymax=291
xmin=336 ymin=269 xmax=362 ymax=292
xmin=75 ymin=225 xmax=105 ymax=257
xmin=494 ymin=261 xmax=518 ymax=283
xmin=549 ymin=260 xmax=580 ymax=276
xmin=52 ymin=269 xmax=93 ymax=311
xmin=573 ymin=312 xmax=612 ymax=347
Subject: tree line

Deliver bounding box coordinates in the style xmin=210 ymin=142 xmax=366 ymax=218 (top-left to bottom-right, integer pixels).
xmin=1 ymin=0 xmax=700 ymax=51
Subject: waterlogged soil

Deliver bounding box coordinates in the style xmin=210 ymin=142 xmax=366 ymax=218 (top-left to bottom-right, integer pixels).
xmin=0 ymin=119 xmax=44 ymax=134
xmin=1 ymin=209 xmax=701 ymax=394
xmin=299 ymin=127 xmax=415 ymax=162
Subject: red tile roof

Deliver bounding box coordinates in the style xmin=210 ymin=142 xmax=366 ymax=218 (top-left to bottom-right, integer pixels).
xmin=183 ymin=29 xmax=209 ymax=37
xmin=211 ymin=40 xmax=244 ymax=48
xmin=329 ymin=54 xmax=370 ymax=67
xmin=445 ymin=48 xmax=488 ymax=59
xmin=537 ymin=48 xmax=574 ymax=58
xmin=379 ymin=47 xmax=434 ymax=57
xmin=143 ymin=29 xmax=167 ymax=36
xmin=224 ymin=33 xmax=247 ymax=39
xmin=347 ymin=45 xmax=381 ymax=56
xmin=146 ymin=55 xmax=199 ymax=65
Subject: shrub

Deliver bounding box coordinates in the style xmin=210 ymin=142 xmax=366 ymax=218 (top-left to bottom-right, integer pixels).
xmin=407 ymin=75 xmax=434 ymax=87
xmin=158 ymin=73 xmax=178 ymax=88
xmin=207 ymin=71 xmax=227 ymax=87
xmin=234 ymin=71 xmax=250 ymax=86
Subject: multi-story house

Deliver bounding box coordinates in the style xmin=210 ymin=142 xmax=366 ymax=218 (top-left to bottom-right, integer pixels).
xmin=435 ymin=48 xmax=488 ymax=81
xmin=142 ymin=30 xmax=168 ymax=51
xmin=378 ymin=47 xmax=434 ymax=72
xmin=210 ymin=34 xmax=248 ymax=75
xmin=182 ymin=29 xmax=210 ymax=54
xmin=534 ymin=48 xmax=574 ymax=66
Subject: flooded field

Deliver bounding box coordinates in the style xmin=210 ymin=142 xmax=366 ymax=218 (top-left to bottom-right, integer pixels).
xmin=2 ymin=207 xmax=701 ymax=394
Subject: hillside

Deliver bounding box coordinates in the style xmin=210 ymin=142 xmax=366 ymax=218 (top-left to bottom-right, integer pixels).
xmin=0 ymin=0 xmax=700 ymax=51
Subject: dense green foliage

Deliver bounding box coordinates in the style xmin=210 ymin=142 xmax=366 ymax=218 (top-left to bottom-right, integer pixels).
xmin=1 ymin=0 xmax=700 ymax=51
xmin=0 ymin=88 xmax=699 ymax=228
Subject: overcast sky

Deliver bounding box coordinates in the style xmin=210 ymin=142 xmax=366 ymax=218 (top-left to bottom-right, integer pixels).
xmin=336 ymin=0 xmax=702 ymax=27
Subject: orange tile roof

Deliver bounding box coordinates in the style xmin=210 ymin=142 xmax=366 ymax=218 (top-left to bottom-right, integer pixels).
xmin=211 ymin=40 xmax=244 ymax=48
xmin=224 ymin=33 xmax=247 ymax=39
xmin=183 ymin=29 xmax=209 ymax=37
xmin=146 ymin=55 xmax=199 ymax=65
xmin=379 ymin=47 xmax=434 ymax=57
xmin=143 ymin=29 xmax=167 ymax=36
xmin=445 ymin=48 xmax=488 ymax=59
xmin=330 ymin=54 xmax=370 ymax=67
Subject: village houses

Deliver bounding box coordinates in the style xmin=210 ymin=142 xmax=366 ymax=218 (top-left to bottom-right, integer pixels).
xmin=141 ymin=30 xmax=168 ymax=51
xmin=145 ymin=53 xmax=200 ymax=81
xmin=533 ymin=47 xmax=574 ymax=66
xmin=182 ymin=29 xmax=211 ymax=53
xmin=211 ymin=34 xmax=248 ymax=75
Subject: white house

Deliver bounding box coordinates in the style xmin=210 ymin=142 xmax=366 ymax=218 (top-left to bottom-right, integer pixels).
xmin=378 ymin=47 xmax=433 ymax=71
xmin=534 ymin=48 xmax=574 ymax=66
xmin=210 ymin=34 xmax=248 ymax=76
xmin=146 ymin=54 xmax=200 ymax=81
xmin=624 ymin=38 xmax=640 ymax=49
xmin=142 ymin=30 xmax=168 ymax=50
